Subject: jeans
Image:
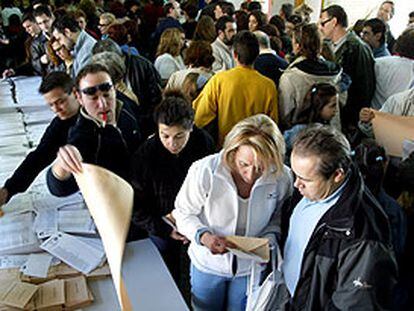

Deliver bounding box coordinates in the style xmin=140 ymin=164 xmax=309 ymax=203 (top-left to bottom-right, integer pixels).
xmin=190 ymin=264 xmax=247 ymax=311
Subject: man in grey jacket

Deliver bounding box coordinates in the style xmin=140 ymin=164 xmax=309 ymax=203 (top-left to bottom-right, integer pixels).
xmin=52 ymin=15 xmax=96 ymax=78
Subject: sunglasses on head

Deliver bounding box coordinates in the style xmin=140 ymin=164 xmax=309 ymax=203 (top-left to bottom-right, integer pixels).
xmin=80 ymin=82 xmax=113 ymax=96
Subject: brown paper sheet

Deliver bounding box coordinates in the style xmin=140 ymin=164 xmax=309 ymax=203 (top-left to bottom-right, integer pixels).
xmin=372 ymin=111 xmax=414 ymax=157
xmin=226 ymin=236 xmax=270 ymax=262
xmin=0 ymin=281 xmax=38 ymax=309
xmin=64 ymin=276 xmax=93 ymax=310
xmin=27 ymin=279 xmax=65 ymax=311
xmin=74 ymin=164 xmax=133 ymax=310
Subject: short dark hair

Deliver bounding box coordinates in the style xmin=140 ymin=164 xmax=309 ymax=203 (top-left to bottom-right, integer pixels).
xmin=75 ymin=63 xmax=111 ymax=90
xmin=269 ymin=15 xmax=285 ymax=33
xmin=154 ymin=90 xmax=194 ymax=129
xmin=322 ymin=5 xmax=348 ymax=28
xmin=33 ymin=5 xmax=53 ymax=18
xmin=409 ymin=11 xmax=414 ymax=18
xmin=216 ymin=1 xmax=235 ymax=17
xmin=182 ymin=2 xmax=198 ymax=19
xmin=363 ymin=18 xmax=387 ymax=45
xmin=293 ymin=125 xmax=352 ymax=179
xmin=215 ymin=15 xmax=234 ymax=35
xmin=22 ymin=13 xmax=36 ymax=24
xmin=247 ymin=1 xmax=261 ymax=12
xmin=52 ymin=15 xmax=80 ymax=34
xmin=233 ymin=30 xmax=259 ymax=65
xmin=39 ymin=71 xmax=74 ymax=94
xmin=286 ymin=14 xmax=303 ymax=26
xmin=292 ymin=23 xmax=321 ymax=61
xmin=281 ymin=3 xmax=294 ymax=19
xmin=394 ymin=28 xmax=414 ymax=59
xmin=92 ymin=38 xmax=123 ymax=56
xmin=184 ymin=40 xmax=214 ymax=68
xmin=32 ymin=0 xmax=49 ymax=7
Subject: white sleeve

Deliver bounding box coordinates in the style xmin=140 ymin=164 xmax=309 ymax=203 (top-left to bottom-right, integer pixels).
xmin=172 ymin=159 xmax=212 ymax=242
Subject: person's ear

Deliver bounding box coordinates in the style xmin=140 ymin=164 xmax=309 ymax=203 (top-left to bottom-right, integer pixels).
xmin=63 ymin=28 xmax=71 ymax=38
xmin=73 ymin=88 xmax=83 ymax=105
xmin=333 ymin=168 xmax=346 ymax=184
xmin=374 ymin=32 xmax=382 ymax=42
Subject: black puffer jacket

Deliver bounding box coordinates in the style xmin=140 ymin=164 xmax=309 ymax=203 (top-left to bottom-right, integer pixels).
xmin=276 ymin=164 xmax=398 ymax=310
xmin=130 ymin=127 xmax=214 ymax=238
xmin=47 ymin=100 xmax=142 ymax=197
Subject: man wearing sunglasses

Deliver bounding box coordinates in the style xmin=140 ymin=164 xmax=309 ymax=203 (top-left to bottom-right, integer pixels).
xmin=46 ymin=64 xmax=142 ymax=200
xmin=52 ymin=15 xmax=96 ymax=78
xmin=318 ymin=5 xmax=375 ymax=137
xmin=0 ymin=72 xmax=79 ymax=214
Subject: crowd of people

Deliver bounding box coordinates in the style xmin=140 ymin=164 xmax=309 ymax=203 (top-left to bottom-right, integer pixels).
xmin=0 ymin=0 xmax=413 ymax=309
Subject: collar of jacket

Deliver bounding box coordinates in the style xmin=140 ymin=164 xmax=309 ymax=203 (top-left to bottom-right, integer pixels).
xmin=79 ymin=100 xmax=123 ymax=128
xmin=288 ymin=55 xmax=342 ymax=76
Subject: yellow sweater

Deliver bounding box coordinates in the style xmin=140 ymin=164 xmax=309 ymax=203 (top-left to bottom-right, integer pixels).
xmin=193 ymin=66 xmax=278 ymax=146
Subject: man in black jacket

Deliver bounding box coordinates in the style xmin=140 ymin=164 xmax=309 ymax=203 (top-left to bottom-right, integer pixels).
xmin=46 ymin=63 xmax=146 ymax=241
xmin=276 ymin=125 xmax=397 ymax=310
xmin=0 ymin=72 xmax=79 ymax=212
xmin=46 ymin=63 xmax=142 ymax=196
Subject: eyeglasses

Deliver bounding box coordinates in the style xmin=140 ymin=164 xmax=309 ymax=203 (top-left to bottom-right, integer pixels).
xmin=80 ymin=82 xmax=113 ymax=96
xmin=320 ymin=17 xmax=333 ymax=27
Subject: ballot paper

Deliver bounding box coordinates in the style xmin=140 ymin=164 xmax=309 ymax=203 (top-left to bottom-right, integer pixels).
xmin=40 ymin=232 xmax=105 ymax=274
xmin=0 ymin=281 xmax=38 ymax=309
xmin=64 ymin=276 xmax=93 ymax=310
xmin=0 ymin=255 xmax=28 ymax=270
xmin=26 ymin=279 xmax=65 ymax=311
xmin=75 ymin=163 xmax=133 ymax=310
xmin=32 ymin=191 xmax=84 ymax=211
xmin=0 ymin=212 xmax=40 ymax=255
xmin=34 ymin=209 xmax=58 ymax=239
xmin=162 ymin=213 xmax=177 ymax=231
xmin=226 ymin=236 xmax=270 ymax=263
xmin=58 ymin=210 xmax=95 ymax=234
xmin=21 ymin=253 xmax=53 ymax=278
xmin=1 ymin=193 xmax=34 ymax=214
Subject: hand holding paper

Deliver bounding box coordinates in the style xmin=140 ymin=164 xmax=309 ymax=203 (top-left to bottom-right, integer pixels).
xmin=74 ymin=163 xmax=132 ymax=311
xmin=225 ymin=236 xmax=270 ymax=263
xmin=201 ymin=232 xmax=232 ymax=254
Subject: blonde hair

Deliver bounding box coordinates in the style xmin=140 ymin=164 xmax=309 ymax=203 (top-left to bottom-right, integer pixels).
xmin=100 ymin=13 xmax=116 ymax=25
xmin=222 ymin=114 xmax=285 ymax=175
xmin=156 ymin=28 xmax=183 ymax=57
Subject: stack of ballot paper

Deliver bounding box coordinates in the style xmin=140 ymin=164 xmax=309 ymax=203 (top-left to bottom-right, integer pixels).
xmin=0 ymin=276 xmax=94 ymax=310
xmin=226 ymin=236 xmax=270 ymax=263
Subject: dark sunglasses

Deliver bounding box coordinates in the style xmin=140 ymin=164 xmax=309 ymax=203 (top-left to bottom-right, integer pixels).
xmin=80 ymin=82 xmax=113 ymax=96
xmin=320 ymin=17 xmax=333 ymax=27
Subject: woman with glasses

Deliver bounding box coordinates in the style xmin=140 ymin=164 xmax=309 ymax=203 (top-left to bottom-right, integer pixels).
xmin=98 ymin=12 xmax=116 ymax=39
xmin=172 ymin=114 xmax=292 ymax=311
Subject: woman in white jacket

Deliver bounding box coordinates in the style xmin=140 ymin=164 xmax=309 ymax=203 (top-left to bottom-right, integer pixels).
xmin=173 ymin=114 xmax=292 ymax=311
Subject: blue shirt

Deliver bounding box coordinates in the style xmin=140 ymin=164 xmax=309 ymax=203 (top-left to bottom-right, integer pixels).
xmin=282 ymin=179 xmax=348 ymax=295
xmin=372 ymin=43 xmax=391 ymax=58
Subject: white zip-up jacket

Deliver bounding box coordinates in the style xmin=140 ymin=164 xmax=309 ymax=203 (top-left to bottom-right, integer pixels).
xmin=173 ymin=152 xmax=292 ymax=277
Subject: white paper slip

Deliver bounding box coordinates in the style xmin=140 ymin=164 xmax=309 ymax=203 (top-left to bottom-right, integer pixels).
xmin=34 ymin=209 xmax=58 ymax=239
xmin=32 ymin=191 xmax=84 ymax=211
xmin=20 ymin=253 xmax=53 ymax=278
xmin=0 ymin=212 xmax=41 ymax=255
xmin=40 ymin=232 xmax=105 ymax=274
xmin=1 ymin=193 xmax=34 ymax=214
xmin=76 ymin=236 xmax=105 ymax=253
xmin=58 ymin=210 xmax=95 ymax=234
xmin=0 ymin=255 xmax=28 ymax=270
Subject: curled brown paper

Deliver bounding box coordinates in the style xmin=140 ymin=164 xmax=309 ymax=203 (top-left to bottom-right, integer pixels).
xmin=372 ymin=111 xmax=414 ymax=157
xmin=74 ymin=164 xmax=133 ymax=311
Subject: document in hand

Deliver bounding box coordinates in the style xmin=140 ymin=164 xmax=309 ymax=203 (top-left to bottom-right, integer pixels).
xmin=372 ymin=111 xmax=414 ymax=157
xmin=74 ymin=163 xmax=133 ymax=311
xmin=225 ymin=236 xmax=270 ymax=263
xmin=162 ymin=213 xmax=177 ymax=231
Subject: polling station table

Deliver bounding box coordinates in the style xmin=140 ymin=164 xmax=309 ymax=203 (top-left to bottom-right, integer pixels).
xmin=0 ymin=77 xmax=189 ymax=310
